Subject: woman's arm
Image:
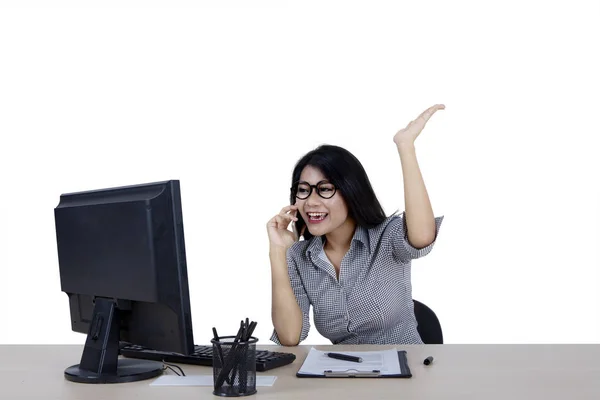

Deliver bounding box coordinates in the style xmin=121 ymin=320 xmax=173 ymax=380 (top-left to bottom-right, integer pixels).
xmin=397 ymin=143 xmax=436 ymax=248
xmin=267 ymin=206 xmax=310 ymax=346
xmin=270 ymin=246 xmax=305 ymax=346
xmin=393 ymin=104 xmax=445 ymax=249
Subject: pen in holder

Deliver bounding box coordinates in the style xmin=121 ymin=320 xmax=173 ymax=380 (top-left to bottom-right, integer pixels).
xmin=212 ymin=320 xmax=258 ymax=397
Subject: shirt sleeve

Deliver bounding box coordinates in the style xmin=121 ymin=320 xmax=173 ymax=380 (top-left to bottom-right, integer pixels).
xmin=389 ymin=212 xmax=444 ymax=263
xmin=270 ymin=246 xmax=311 ymax=345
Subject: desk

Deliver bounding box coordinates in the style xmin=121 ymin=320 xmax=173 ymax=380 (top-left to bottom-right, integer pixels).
xmin=1 ymin=344 xmax=599 ymax=399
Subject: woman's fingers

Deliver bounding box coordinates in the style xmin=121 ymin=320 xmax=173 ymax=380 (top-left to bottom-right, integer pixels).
xmin=267 ymin=205 xmax=299 ymax=231
xmin=417 ymin=104 xmax=445 ymax=123
xmin=280 ymin=205 xmax=298 ymax=214
xmin=274 ymin=215 xmax=287 ymax=229
xmin=275 ymin=214 xmax=297 ymax=230
xmin=279 ymin=206 xmax=298 ymax=222
xmin=282 ymin=214 xmax=298 ymax=225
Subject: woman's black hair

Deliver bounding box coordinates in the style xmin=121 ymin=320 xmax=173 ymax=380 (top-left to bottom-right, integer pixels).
xmin=290 ymin=144 xmax=388 ymax=240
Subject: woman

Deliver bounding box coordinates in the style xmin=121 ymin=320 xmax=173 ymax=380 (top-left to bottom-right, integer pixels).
xmin=267 ymin=104 xmax=445 ymax=346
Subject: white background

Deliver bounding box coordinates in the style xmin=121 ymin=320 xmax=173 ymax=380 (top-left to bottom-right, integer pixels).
xmin=1 ymin=0 xmax=598 ymax=346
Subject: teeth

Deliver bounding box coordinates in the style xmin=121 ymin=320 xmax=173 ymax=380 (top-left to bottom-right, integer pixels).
xmin=308 ymin=212 xmax=327 ymax=217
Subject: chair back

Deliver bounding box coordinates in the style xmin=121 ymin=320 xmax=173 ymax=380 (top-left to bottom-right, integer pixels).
xmin=413 ymin=299 xmax=443 ymax=344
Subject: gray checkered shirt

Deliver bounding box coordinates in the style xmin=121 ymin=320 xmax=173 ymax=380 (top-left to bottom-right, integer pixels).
xmin=271 ymin=212 xmax=444 ymax=345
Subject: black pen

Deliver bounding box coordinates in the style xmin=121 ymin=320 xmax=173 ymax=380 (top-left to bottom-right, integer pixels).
xmin=215 ymin=323 xmax=244 ymax=388
xmin=325 ymin=352 xmax=363 ymax=363
xmin=211 ymin=327 xmax=231 ymax=385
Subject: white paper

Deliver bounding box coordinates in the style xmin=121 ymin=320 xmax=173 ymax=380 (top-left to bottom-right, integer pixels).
xmin=150 ymin=375 xmax=277 ymax=387
xmin=297 ymin=347 xmax=401 ymax=376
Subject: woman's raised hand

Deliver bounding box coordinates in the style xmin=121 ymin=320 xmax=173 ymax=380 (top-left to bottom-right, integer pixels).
xmin=267 ymin=205 xmax=304 ymax=250
xmin=394 ymin=104 xmax=445 ymax=146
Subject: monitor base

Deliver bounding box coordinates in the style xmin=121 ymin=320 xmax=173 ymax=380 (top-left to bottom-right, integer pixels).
xmin=65 ymin=359 xmax=163 ymax=383
xmin=64 ymin=297 xmax=164 ymax=384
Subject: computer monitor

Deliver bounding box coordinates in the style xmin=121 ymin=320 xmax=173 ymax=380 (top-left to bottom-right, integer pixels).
xmin=54 ymin=180 xmax=194 ymax=384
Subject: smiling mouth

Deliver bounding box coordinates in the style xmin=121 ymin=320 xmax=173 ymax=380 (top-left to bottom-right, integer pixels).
xmin=307 ymin=212 xmax=328 ymax=222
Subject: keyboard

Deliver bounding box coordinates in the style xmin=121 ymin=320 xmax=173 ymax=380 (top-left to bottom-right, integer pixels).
xmin=119 ymin=343 xmax=296 ymax=372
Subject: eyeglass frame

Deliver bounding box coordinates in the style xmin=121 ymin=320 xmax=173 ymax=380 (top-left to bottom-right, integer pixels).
xmin=291 ymin=180 xmax=337 ymax=200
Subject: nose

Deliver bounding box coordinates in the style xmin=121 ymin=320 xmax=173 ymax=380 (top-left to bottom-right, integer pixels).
xmin=306 ymin=188 xmax=322 ymax=206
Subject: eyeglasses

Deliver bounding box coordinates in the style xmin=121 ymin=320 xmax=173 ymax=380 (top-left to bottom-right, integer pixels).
xmin=291 ymin=180 xmax=337 ymax=200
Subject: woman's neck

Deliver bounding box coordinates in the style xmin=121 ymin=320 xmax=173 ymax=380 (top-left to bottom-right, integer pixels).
xmin=324 ymin=218 xmax=356 ymax=254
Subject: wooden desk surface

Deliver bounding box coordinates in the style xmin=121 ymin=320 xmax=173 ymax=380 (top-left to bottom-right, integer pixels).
xmin=1 ymin=344 xmax=599 ymax=399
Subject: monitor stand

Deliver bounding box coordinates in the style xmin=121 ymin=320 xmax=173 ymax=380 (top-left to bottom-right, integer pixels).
xmin=64 ymin=297 xmax=163 ymax=384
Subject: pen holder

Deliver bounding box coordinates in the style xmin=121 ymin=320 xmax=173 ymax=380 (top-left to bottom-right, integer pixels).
xmin=211 ymin=336 xmax=258 ymax=397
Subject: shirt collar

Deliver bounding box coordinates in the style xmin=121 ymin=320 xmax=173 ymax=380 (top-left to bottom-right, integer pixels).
xmin=352 ymin=224 xmax=370 ymax=251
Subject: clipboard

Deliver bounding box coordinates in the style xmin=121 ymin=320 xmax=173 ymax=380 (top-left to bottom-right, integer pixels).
xmin=296 ymin=350 xmax=412 ymax=378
